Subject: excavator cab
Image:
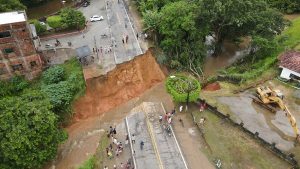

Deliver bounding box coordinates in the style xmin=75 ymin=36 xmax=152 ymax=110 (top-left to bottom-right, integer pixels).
xmin=255 ymin=86 xmax=299 ymax=142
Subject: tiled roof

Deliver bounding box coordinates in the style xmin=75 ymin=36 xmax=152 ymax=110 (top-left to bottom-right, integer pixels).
xmin=279 ymin=51 xmax=300 ymax=73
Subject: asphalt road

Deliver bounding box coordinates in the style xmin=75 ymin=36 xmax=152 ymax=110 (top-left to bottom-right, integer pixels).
xmin=126 ymin=103 xmax=188 ymax=169
xmin=41 ymin=0 xmax=142 ymax=72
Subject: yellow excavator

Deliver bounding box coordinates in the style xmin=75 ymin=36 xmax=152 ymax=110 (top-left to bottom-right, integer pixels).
xmin=254 ymin=86 xmax=300 ymax=142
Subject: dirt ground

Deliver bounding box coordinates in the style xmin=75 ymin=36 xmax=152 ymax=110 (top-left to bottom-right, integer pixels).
xmin=73 ymin=50 xmax=165 ymax=121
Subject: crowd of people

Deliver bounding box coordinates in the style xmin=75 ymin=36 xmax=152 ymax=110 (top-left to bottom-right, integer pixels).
xmin=104 ymin=126 xmax=133 ymax=169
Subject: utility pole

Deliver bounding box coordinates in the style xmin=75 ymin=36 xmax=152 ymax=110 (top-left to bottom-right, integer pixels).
xmin=94 ymin=36 xmax=99 ymax=59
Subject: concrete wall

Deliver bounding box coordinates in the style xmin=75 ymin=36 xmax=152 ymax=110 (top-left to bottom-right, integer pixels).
xmin=0 ymin=21 xmax=42 ymax=80
xmin=280 ymin=67 xmax=300 ymax=80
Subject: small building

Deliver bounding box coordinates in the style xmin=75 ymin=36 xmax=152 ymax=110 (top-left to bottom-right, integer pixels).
xmin=279 ymin=51 xmax=300 ymax=80
xmin=0 ymin=11 xmax=42 ymax=80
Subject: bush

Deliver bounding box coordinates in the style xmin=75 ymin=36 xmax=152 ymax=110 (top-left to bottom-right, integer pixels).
xmin=30 ymin=19 xmax=46 ymax=34
xmin=42 ymin=81 xmax=73 ymax=112
xmin=47 ymin=15 xmax=63 ymax=29
xmin=42 ymin=66 xmax=65 ymax=84
xmin=60 ymin=8 xmax=86 ymax=29
xmin=0 ymin=76 xmax=28 ymax=98
xmin=166 ymin=74 xmax=201 ymax=103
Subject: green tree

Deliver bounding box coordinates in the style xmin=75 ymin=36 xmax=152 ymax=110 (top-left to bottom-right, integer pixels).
xmin=199 ymin=0 xmax=285 ymax=55
xmin=47 ymin=15 xmax=63 ymax=30
xmin=166 ymin=74 xmax=201 ymax=104
xmin=0 ymin=90 xmax=67 ymax=169
xmin=0 ymin=0 xmax=26 ymax=12
xmin=142 ymin=10 xmax=161 ymax=43
xmin=266 ymin=0 xmax=300 ymax=13
xmin=60 ymin=8 xmax=86 ymax=29
xmin=157 ymin=1 xmax=207 ymax=77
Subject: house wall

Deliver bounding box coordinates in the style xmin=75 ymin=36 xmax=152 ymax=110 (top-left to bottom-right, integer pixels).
xmin=0 ymin=21 xmax=42 ymax=80
xmin=280 ymin=67 xmax=300 ymax=80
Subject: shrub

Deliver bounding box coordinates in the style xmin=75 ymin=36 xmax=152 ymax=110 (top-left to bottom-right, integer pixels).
xmin=0 ymin=76 xmax=28 ymax=97
xmin=42 ymin=66 xmax=65 ymax=85
xmin=166 ymin=74 xmax=201 ymax=103
xmin=41 ymin=81 xmax=73 ymax=112
xmin=47 ymin=15 xmax=63 ymax=29
xmin=60 ymin=8 xmax=86 ymax=29
xmin=30 ymin=19 xmax=46 ymax=34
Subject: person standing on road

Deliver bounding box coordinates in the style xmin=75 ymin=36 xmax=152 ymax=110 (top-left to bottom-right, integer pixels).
xmin=122 ymin=38 xmax=125 ymax=44
xmin=131 ymin=134 xmax=135 ymax=144
xmin=140 ymin=141 xmax=144 ymax=150
xmin=125 ymin=35 xmax=128 ymax=43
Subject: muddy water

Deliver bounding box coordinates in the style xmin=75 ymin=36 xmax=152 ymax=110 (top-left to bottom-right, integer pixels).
xmin=27 ymin=0 xmax=73 ymax=19
xmin=218 ymin=96 xmax=295 ymax=151
xmin=203 ymin=39 xmax=250 ymax=76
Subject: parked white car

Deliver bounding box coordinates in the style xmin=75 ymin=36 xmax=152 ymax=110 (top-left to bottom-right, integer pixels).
xmin=90 ymin=15 xmax=104 ymax=22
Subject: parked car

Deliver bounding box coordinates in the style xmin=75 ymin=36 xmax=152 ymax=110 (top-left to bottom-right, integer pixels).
xmin=90 ymin=15 xmax=104 ymax=22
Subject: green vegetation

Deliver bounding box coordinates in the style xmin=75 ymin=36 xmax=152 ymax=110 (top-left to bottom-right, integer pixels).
xmin=94 ymin=135 xmax=110 ymax=169
xmin=218 ymin=17 xmax=300 ymax=84
xmin=267 ymin=0 xmax=300 ymax=13
xmin=0 ymin=0 xmax=26 ymax=12
xmin=166 ymin=74 xmax=201 ymax=103
xmin=45 ymin=8 xmax=85 ymax=32
xmin=78 ymin=156 xmax=96 ymax=169
xmin=47 ymin=15 xmax=64 ymax=30
xmin=29 ymin=19 xmax=47 ymax=34
xmin=192 ymin=110 xmax=291 ymax=169
xmin=41 ymin=59 xmax=85 ymax=121
xmin=135 ymin=0 xmax=285 ymax=78
xmin=0 ymin=81 xmax=67 ymax=169
xmin=0 ymin=59 xmax=85 ymax=168
xmin=60 ymin=8 xmax=86 ymax=30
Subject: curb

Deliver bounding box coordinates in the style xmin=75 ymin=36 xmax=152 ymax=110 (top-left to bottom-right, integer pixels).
xmin=125 ymin=117 xmax=137 ymax=169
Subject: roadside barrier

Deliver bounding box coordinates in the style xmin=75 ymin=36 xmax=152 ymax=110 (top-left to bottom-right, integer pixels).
xmin=195 ymin=98 xmax=299 ymax=168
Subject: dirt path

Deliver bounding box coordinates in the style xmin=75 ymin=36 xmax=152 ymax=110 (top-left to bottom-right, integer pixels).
xmin=173 ymin=111 xmax=215 ymax=169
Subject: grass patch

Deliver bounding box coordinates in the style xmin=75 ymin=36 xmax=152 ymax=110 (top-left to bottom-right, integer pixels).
xmin=217 ymin=17 xmax=300 ymax=84
xmin=94 ymin=135 xmax=110 ymax=169
xmin=192 ymin=110 xmax=291 ymax=169
xmin=78 ymin=156 xmax=96 ymax=169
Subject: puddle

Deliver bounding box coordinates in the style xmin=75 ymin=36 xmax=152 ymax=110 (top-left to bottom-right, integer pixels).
xmin=218 ymin=96 xmax=294 ymax=151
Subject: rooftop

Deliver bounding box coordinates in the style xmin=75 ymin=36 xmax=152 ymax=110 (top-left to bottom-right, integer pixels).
xmin=0 ymin=11 xmax=26 ymax=25
xmin=279 ymin=50 xmax=300 ymax=73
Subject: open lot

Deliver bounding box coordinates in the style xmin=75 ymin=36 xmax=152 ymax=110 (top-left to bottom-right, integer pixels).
xmin=192 ymin=109 xmax=291 ymax=169
xmin=201 ymin=79 xmax=300 ymax=162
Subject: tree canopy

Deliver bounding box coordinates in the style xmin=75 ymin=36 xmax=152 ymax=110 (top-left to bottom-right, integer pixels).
xmin=0 ymin=0 xmax=26 ymax=12
xmin=0 ymin=90 xmax=67 ymax=169
xmin=60 ymin=8 xmax=86 ymax=29
xmin=199 ymin=0 xmax=285 ymax=54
